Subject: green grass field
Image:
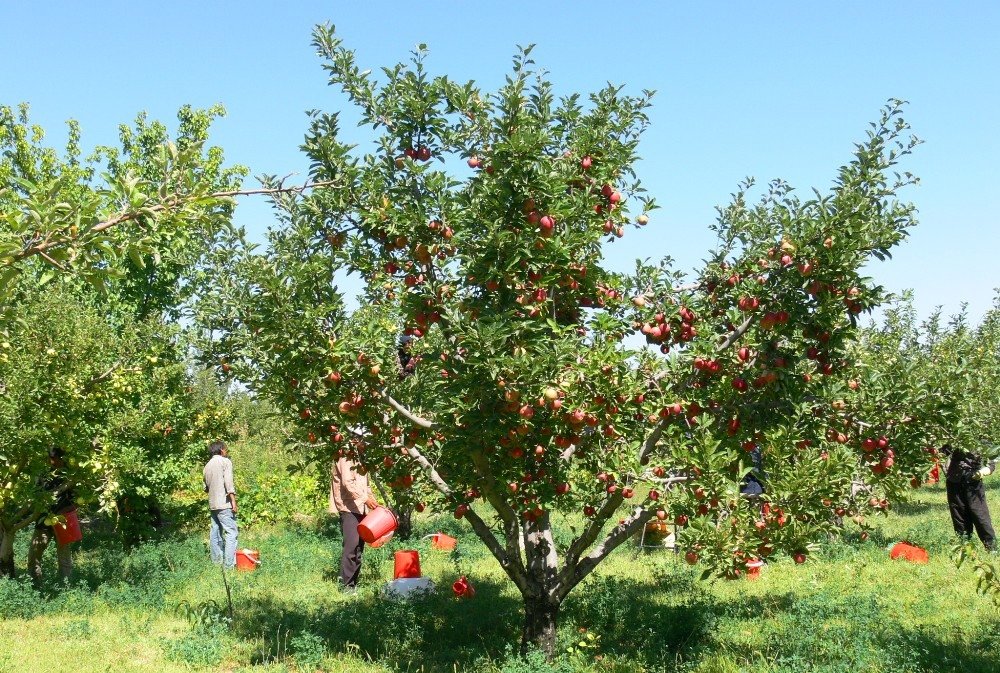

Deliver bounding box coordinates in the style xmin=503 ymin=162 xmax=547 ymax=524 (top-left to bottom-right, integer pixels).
xmin=3 ymin=481 xmax=1000 ymax=673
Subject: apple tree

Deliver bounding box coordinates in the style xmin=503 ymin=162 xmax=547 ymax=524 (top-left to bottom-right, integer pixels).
xmin=0 ymin=104 xmax=246 ymax=568
xmin=851 ymin=294 xmax=1000 ymax=491
xmin=0 ymin=286 xmax=132 ymax=574
xmin=204 ymin=25 xmax=931 ymax=655
xmin=854 ymin=294 xmax=1000 ymax=596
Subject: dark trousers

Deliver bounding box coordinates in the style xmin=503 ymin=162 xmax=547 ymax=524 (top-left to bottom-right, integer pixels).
xmin=339 ymin=512 xmax=365 ymax=588
xmin=947 ymin=479 xmax=996 ymax=550
xmin=27 ymin=525 xmax=72 ymax=582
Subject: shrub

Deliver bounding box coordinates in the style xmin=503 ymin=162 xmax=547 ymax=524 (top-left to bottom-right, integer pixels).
xmin=493 ymin=645 xmax=577 ymax=673
xmin=0 ymin=576 xmax=44 ymax=619
xmin=238 ymin=470 xmax=324 ymax=529
xmin=58 ymin=618 xmax=93 ymax=639
xmin=290 ymin=630 xmax=327 ymax=671
xmin=164 ymin=631 xmax=227 ymax=667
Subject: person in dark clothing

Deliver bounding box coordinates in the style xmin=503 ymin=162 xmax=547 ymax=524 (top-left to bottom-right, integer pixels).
xmin=943 ymin=443 xmax=996 ymax=550
xmin=397 ymin=334 xmax=418 ymax=378
xmin=28 ymin=448 xmax=76 ymax=583
xmin=740 ymin=444 xmax=765 ymax=500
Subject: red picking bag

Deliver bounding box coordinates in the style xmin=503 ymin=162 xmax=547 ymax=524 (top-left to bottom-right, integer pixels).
xmin=890 ymin=541 xmax=929 ymax=564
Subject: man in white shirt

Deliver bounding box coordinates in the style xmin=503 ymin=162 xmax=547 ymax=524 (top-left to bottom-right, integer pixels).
xmin=203 ymin=441 xmax=238 ymax=568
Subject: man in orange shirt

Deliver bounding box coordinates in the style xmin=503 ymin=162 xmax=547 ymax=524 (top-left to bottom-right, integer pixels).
xmin=330 ymin=456 xmax=378 ymax=590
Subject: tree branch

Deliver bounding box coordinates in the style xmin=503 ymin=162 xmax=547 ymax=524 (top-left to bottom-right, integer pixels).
xmin=402 ymin=442 xmax=452 ymax=497
xmin=384 ymin=393 xmax=435 ymax=429
xmin=463 ymin=506 xmax=531 ymax=594
xmin=560 ymin=505 xmax=654 ymax=599
xmin=672 ymin=281 xmax=702 ymax=293
xmin=37 ymin=250 xmax=67 ymax=270
xmin=10 ymin=180 xmax=339 ymax=265
xmin=716 ymin=315 xmax=754 ymax=352
xmin=469 ymin=448 xmax=518 ymax=526
xmin=561 ymin=490 xmax=624 ymax=581
xmin=637 ymin=417 xmax=670 ymax=465
xmin=402 ymin=437 xmax=531 ymax=591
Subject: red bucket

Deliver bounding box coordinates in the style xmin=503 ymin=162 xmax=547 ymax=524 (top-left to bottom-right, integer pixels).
xmin=393 ymin=550 xmax=421 ymax=579
xmin=745 ymin=558 xmax=764 ymax=581
xmin=431 ymin=533 xmax=457 ymax=551
xmin=235 ymin=549 xmax=261 ymax=571
xmin=53 ymin=509 xmax=82 ymax=545
xmin=359 ymin=506 xmax=397 ymax=544
xmin=452 ymin=575 xmax=476 ymax=598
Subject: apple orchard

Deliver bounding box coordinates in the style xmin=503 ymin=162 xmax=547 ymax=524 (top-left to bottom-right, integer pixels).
xmin=189 ymin=26 xmax=956 ymax=655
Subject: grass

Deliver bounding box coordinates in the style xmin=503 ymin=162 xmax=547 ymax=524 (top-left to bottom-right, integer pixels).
xmin=2 ymin=481 xmax=999 ymax=673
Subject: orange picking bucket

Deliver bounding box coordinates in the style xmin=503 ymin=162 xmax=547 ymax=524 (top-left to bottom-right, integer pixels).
xmin=393 ymin=550 xmax=421 ymax=579
xmin=359 ymin=506 xmax=397 ymax=544
xmin=745 ymin=558 xmax=764 ymax=580
xmin=369 ymin=530 xmax=394 ymax=548
xmin=452 ymin=575 xmax=476 ymax=598
xmin=53 ymin=509 xmax=82 ymax=545
xmin=235 ymin=549 xmax=260 ymax=571
xmin=431 ymin=533 xmax=457 ymax=551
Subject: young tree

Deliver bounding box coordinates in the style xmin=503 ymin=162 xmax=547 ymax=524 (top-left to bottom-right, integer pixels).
xmin=0 ymin=105 xmax=244 ymax=571
xmin=854 ymin=294 xmax=1000 ymax=484
xmin=0 ymin=287 xmax=129 ymax=574
xmin=205 ymin=25 xmax=931 ymax=655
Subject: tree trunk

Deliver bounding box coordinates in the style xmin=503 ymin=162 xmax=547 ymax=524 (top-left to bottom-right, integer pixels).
xmin=521 ymin=595 xmax=560 ymax=659
xmin=394 ymin=505 xmax=413 ymax=540
xmin=0 ymin=528 xmax=15 ymax=578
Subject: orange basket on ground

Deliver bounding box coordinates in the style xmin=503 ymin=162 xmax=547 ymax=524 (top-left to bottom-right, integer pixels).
xmin=235 ymin=549 xmax=261 ymax=571
xmin=430 ymin=533 xmax=457 ymax=550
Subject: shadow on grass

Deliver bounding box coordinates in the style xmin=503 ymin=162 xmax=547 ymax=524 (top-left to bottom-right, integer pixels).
xmin=225 ymin=556 xmax=733 ymax=671
xmin=230 ymin=578 xmax=522 ymax=670
xmin=891 ymin=499 xmax=939 ymax=516
xmin=890 ymin=622 xmax=1000 ymax=673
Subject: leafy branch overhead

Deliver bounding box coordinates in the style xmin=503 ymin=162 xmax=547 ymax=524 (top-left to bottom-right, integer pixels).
xmin=0 ymin=103 xmax=341 ymax=307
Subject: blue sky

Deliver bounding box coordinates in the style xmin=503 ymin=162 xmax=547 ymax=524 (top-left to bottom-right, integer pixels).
xmin=3 ymin=2 xmax=997 ymax=323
